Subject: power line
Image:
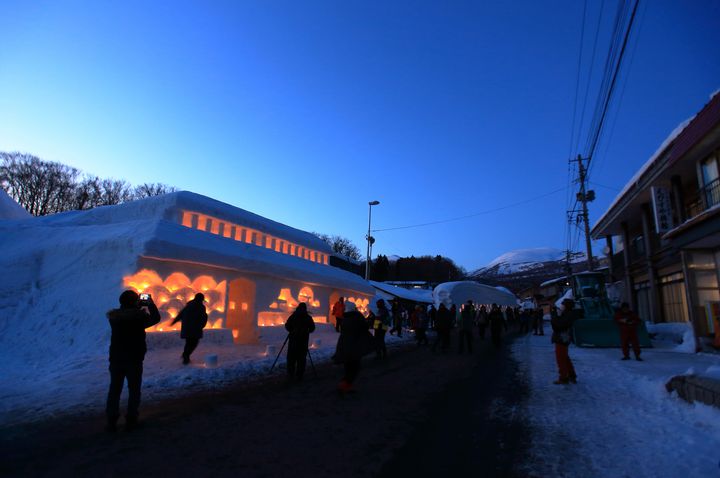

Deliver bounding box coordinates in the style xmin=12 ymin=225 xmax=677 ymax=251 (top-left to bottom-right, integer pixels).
xmin=585 ymin=0 xmax=640 ymax=167
xmin=373 ymin=186 xmax=567 ymax=233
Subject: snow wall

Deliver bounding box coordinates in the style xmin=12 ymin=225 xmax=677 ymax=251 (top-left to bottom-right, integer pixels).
xmin=0 ymin=191 xmax=374 ymax=373
xmin=433 ymin=281 xmax=518 ymax=308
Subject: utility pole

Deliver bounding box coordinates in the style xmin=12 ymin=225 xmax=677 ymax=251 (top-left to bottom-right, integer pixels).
xmin=572 ymin=154 xmax=595 ymax=271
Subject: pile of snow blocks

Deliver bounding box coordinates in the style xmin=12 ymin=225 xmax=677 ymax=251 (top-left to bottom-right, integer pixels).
xmin=665 ymin=375 xmax=720 ymax=409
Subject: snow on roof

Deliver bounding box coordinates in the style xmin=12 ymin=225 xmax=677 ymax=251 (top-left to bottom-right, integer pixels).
xmin=433 ymin=281 xmax=518 ymax=307
xmin=369 ymin=281 xmax=434 ymax=303
xmin=593 ymin=90 xmax=720 ymax=233
xmin=0 ymin=188 xmax=31 ymax=220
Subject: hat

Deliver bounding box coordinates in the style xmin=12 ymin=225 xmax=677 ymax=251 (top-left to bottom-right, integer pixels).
xmin=345 ymin=301 xmax=357 ymax=312
xmin=119 ymin=290 xmax=139 ymax=308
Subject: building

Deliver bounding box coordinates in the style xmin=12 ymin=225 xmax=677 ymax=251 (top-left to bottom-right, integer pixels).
xmin=0 ymin=191 xmax=374 ymax=349
xmin=591 ymin=92 xmax=720 ymax=349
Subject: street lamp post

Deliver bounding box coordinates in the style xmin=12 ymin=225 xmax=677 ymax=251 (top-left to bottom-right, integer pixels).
xmin=365 ymin=200 xmax=380 ymax=280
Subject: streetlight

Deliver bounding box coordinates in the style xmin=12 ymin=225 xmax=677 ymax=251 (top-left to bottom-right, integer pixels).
xmin=366 ymin=200 xmax=380 ymax=280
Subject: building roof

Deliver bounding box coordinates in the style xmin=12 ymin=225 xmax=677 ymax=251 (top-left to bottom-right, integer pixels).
xmin=369 ymin=281 xmax=434 ymax=303
xmin=592 ymin=91 xmax=720 ymax=238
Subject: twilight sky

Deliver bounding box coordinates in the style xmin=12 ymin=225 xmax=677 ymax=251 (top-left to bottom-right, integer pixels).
xmin=1 ymin=0 xmax=719 ymax=271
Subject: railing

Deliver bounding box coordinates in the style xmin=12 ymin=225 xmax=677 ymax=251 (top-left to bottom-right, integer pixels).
xmin=685 ymin=177 xmax=720 ymax=220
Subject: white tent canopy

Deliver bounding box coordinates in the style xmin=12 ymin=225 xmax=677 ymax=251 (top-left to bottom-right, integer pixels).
xmin=433 ymin=281 xmax=518 ymax=307
xmin=369 ymin=281 xmax=434 ymax=304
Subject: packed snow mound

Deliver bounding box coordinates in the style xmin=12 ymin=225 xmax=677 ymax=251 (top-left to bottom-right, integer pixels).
xmin=0 ymin=191 xmax=373 ymax=386
xmin=0 ymin=188 xmax=31 ymax=219
xmin=434 ymin=281 xmax=517 ymax=307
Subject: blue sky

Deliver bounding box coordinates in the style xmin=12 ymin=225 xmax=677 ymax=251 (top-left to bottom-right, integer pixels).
xmin=1 ymin=0 xmax=719 ymax=271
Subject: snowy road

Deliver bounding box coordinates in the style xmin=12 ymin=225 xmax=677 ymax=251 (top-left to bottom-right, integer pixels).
xmin=2 ymin=326 xmax=720 ymax=477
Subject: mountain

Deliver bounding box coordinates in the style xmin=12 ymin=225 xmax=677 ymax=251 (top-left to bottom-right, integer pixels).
xmin=480 ymin=248 xmax=567 ymax=275
xmin=470 ymin=248 xmax=597 ymax=294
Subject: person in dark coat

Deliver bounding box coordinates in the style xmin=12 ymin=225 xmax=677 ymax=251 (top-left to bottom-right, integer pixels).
xmin=335 ymin=303 xmax=373 ymax=393
xmin=432 ymin=303 xmax=452 ymax=353
xmin=284 ymin=302 xmax=316 ymax=381
xmin=414 ymin=305 xmax=430 ymax=346
xmin=476 ymin=305 xmax=488 ymax=340
xmin=171 ymin=293 xmax=208 ymax=364
xmin=614 ymin=302 xmax=642 ymax=361
xmin=488 ymin=303 xmax=506 ymax=347
xmin=533 ymin=308 xmax=545 ymax=336
xmin=373 ymin=299 xmax=390 ymax=359
xmin=389 ymin=299 xmax=403 ymax=337
xmin=552 ymin=299 xmax=578 ymax=384
xmin=428 ymin=304 xmax=437 ymax=330
xmin=458 ymin=300 xmax=475 ymax=354
xmin=106 ymin=290 xmax=161 ymax=431
xmin=505 ymin=306 xmax=515 ymax=332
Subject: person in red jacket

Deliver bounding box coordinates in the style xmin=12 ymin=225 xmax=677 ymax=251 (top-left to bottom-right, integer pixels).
xmin=614 ymin=302 xmax=642 ymax=361
xmin=332 ymin=297 xmax=345 ymax=333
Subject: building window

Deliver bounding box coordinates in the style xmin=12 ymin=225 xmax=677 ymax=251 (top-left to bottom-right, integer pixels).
xmin=659 ymin=273 xmax=688 ymax=323
xmin=686 ymin=251 xmax=720 ymax=336
xmin=632 ymin=235 xmax=645 ymax=257
xmin=634 ymin=281 xmax=651 ymax=323
xmin=700 ymin=155 xmax=720 ymax=209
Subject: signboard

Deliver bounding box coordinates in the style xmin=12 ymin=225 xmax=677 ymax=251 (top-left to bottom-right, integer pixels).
xmin=651 ymin=186 xmax=674 ymax=234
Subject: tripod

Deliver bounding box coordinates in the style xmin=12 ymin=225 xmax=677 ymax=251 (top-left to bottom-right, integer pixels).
xmin=269 ymin=334 xmax=317 ymax=378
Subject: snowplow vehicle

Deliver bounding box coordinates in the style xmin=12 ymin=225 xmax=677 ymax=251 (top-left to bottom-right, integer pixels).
xmin=568 ymin=272 xmax=651 ymax=348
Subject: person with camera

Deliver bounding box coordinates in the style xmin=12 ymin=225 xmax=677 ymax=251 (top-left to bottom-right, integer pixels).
xmin=551 ymin=298 xmax=578 ymax=384
xmin=171 ymin=292 xmax=208 ymax=365
xmin=284 ymin=302 xmax=316 ymax=382
xmin=106 ymin=290 xmax=161 ymax=432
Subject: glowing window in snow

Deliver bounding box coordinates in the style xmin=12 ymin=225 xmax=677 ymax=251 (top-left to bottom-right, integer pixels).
xmin=179 ymin=210 xmax=328 ymax=267
xmin=123 ymin=269 xmax=227 ymax=333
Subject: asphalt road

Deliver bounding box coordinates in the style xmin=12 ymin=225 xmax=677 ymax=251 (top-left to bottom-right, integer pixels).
xmin=1 ymin=333 xmax=530 ymax=478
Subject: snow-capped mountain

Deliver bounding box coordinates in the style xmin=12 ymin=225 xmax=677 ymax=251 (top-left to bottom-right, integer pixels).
xmin=477 ymin=248 xmax=568 ymax=276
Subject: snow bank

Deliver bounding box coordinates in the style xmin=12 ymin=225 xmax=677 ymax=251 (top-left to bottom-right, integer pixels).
xmin=514 ymin=330 xmax=720 ymax=477
xmin=0 ymin=188 xmax=31 ymax=219
xmin=647 ymin=322 xmax=696 ymax=353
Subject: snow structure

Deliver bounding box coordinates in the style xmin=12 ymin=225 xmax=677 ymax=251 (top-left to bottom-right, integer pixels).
xmin=433 ymin=281 xmax=517 ymax=308
xmin=0 ymin=191 xmax=375 ymax=362
xmin=0 ymin=188 xmax=31 ymax=219
xmin=369 ymin=280 xmax=434 ymax=304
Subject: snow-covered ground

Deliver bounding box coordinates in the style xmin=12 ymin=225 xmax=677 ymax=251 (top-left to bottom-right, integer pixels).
xmin=0 ymin=323 xmax=411 ymax=426
xmin=514 ymin=327 xmax=720 ymax=478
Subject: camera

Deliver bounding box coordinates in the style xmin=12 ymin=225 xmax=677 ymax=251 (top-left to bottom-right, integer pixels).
xmin=139 ymin=293 xmax=151 ymax=304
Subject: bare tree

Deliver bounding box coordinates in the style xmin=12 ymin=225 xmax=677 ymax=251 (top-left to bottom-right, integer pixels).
xmin=99 ymin=179 xmax=133 ymax=206
xmin=0 ymin=152 xmax=79 ymax=215
xmin=314 ymin=233 xmax=363 ymax=261
xmin=133 ymin=183 xmax=177 ymax=198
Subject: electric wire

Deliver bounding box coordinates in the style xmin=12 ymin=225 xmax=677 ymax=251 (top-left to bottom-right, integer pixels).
xmin=585 ymin=0 xmax=640 ymax=168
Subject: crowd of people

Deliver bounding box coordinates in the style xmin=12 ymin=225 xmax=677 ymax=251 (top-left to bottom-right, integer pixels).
xmin=104 ymin=290 xmax=645 ymax=432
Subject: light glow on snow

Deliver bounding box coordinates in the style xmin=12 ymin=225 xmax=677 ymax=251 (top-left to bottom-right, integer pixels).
xmin=123 ymin=269 xmax=227 ymax=333
xmin=180 ymin=210 xmax=329 ymax=266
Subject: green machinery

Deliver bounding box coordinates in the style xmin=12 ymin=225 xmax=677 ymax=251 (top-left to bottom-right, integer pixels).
xmin=568 ymin=272 xmax=652 ymax=348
